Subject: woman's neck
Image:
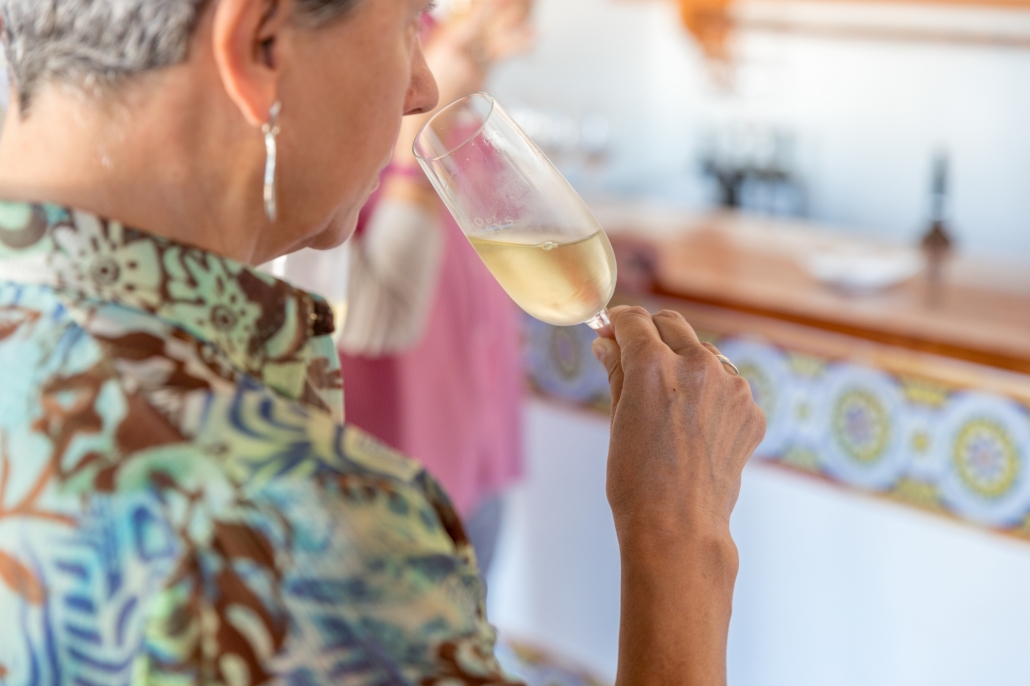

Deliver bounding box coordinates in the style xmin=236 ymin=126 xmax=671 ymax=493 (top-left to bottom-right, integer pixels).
xmin=0 ymin=80 xmax=268 ymax=264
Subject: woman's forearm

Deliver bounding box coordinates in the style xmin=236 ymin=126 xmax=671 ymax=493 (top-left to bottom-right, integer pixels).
xmin=616 ymin=529 xmax=739 ymax=686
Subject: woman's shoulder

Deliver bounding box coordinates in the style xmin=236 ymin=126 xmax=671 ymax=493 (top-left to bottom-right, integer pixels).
xmin=0 ymin=277 xmax=512 ymax=686
xmin=0 ymin=275 xmax=446 ymax=513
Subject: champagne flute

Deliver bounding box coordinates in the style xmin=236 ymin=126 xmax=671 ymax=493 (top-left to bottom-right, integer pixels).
xmin=413 ymin=92 xmax=616 ymax=330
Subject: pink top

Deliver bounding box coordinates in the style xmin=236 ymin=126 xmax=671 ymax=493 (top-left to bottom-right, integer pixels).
xmin=341 ymin=204 xmax=524 ymax=516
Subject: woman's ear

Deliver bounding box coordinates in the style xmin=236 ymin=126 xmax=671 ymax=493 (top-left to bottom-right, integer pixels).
xmin=211 ymin=0 xmax=291 ymax=128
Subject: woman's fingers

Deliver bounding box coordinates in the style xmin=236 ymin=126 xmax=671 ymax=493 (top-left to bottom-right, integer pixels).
xmin=609 ymin=306 xmax=664 ymax=356
xmin=651 ymin=309 xmax=703 ymax=357
xmin=596 ymin=306 xmax=663 ymax=412
xmin=651 ymin=310 xmax=738 ymax=376
xmin=700 ymin=341 xmax=721 ymax=356
xmin=592 ymin=337 xmax=625 ymax=412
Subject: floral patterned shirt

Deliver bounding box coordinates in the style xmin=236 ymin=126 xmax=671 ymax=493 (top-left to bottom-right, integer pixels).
xmin=0 ymin=202 xmax=520 ymax=685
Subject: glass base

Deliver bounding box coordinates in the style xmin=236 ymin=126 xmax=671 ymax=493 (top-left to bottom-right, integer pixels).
xmin=585 ymin=308 xmax=611 ymax=331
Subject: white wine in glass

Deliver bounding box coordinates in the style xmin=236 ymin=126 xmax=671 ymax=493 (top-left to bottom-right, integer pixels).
xmin=413 ymin=93 xmax=616 ymax=330
xmin=468 ymin=228 xmax=615 ymax=327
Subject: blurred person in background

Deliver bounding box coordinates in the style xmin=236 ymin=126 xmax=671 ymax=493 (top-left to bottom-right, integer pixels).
xmin=0 ymin=0 xmax=765 ymax=684
xmin=338 ymin=0 xmax=534 ymax=579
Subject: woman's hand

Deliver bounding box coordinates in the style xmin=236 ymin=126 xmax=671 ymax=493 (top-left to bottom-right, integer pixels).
xmin=592 ymin=305 xmax=766 ymax=685
xmin=594 ymin=306 xmax=765 ymax=542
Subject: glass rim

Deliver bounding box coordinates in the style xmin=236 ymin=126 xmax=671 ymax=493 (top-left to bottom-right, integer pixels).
xmin=412 ymin=92 xmax=496 ymax=163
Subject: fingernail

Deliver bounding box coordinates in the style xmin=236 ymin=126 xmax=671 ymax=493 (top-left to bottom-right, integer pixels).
xmin=592 ymin=338 xmax=612 ymax=365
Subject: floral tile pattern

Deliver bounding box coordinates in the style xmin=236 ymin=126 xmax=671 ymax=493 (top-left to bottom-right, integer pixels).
xmin=524 ymin=316 xmax=1030 ymax=536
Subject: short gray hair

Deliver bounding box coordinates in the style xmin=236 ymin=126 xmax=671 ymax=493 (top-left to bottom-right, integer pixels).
xmin=0 ymin=0 xmax=362 ymax=110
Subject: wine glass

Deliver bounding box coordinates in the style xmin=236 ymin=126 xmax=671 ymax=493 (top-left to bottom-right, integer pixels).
xmin=413 ymin=92 xmax=616 ymax=330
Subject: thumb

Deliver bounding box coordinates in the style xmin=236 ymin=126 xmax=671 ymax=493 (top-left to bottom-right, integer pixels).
xmin=592 ymin=337 xmax=624 ymax=413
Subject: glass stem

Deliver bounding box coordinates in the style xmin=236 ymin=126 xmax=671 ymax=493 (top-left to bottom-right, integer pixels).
xmin=585 ymin=307 xmax=611 ymax=331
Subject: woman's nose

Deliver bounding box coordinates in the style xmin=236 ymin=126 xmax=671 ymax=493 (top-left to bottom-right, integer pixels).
xmin=404 ymin=46 xmax=439 ymax=116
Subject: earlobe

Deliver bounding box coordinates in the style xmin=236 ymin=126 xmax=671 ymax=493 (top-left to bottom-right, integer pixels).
xmin=211 ymin=0 xmax=285 ymax=128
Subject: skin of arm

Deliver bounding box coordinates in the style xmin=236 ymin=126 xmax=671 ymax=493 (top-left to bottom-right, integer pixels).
xmin=594 ymin=306 xmax=766 ymax=685
xmin=617 ymin=525 xmax=739 ymax=684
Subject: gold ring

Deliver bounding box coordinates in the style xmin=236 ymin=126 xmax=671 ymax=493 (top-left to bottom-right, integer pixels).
xmin=715 ymin=354 xmax=739 ymax=376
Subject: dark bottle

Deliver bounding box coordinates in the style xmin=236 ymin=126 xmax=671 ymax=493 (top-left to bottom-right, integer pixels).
xmin=921 ymin=153 xmax=954 ymax=303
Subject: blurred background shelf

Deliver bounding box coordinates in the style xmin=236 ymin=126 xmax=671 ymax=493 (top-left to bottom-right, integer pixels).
xmin=604 ymin=208 xmax=1030 ymax=375
xmin=670 ymin=0 xmax=1030 ymax=61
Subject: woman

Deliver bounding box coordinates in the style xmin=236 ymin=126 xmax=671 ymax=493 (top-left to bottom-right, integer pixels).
xmin=0 ymin=1 xmax=765 ymax=685
xmin=338 ymin=0 xmax=532 ymax=576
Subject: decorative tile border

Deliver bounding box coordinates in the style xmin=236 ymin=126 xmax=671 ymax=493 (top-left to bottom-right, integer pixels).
xmin=524 ymin=316 xmax=1030 ymax=538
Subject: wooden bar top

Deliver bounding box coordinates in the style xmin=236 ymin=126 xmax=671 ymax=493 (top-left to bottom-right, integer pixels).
xmin=591 ymin=203 xmax=1030 ymax=373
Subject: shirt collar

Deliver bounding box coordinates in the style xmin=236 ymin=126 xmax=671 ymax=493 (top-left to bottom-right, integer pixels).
xmin=0 ymin=201 xmax=341 ymax=409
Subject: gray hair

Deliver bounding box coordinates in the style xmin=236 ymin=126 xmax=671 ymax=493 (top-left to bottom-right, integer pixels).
xmin=0 ymin=0 xmax=362 ymax=110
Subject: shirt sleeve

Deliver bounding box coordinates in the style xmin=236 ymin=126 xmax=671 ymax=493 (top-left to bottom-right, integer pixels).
xmin=339 ymin=198 xmax=444 ymax=357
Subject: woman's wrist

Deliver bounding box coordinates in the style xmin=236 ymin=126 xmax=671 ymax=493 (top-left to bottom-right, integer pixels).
xmin=617 ymin=517 xmax=739 ymax=584
xmin=615 ymin=525 xmax=737 ymax=686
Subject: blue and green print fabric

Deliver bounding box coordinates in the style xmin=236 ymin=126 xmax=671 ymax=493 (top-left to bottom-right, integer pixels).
xmin=0 ymin=201 xmax=520 ymax=685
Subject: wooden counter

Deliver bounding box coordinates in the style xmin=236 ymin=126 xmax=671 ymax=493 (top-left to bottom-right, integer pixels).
xmin=646 ymin=213 xmax=1030 ymax=374
xmin=591 ymin=206 xmax=1030 ymax=372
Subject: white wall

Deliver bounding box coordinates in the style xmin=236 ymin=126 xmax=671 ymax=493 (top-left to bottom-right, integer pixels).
xmin=489 ymin=400 xmax=1030 ymax=685
xmin=489 ymin=0 xmax=1030 ymax=259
